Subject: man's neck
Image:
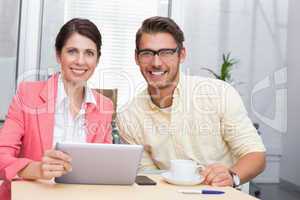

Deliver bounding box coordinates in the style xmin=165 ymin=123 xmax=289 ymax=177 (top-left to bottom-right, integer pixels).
xmin=148 ymin=78 xmax=179 ymax=109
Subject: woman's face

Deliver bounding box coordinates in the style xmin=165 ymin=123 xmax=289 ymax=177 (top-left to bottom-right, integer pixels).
xmin=57 ymin=33 xmax=99 ymax=84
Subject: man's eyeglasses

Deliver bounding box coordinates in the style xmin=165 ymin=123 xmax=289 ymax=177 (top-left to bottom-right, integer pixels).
xmin=136 ymin=47 xmax=179 ymax=63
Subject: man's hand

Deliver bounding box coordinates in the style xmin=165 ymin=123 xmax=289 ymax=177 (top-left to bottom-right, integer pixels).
xmin=18 ymin=149 xmax=72 ymax=180
xmin=200 ymin=163 xmax=233 ymax=187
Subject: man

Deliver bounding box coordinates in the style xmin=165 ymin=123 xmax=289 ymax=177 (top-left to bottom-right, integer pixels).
xmin=117 ymin=16 xmax=266 ymax=187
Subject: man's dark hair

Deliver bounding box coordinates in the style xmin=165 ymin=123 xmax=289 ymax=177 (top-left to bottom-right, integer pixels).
xmin=135 ymin=16 xmax=185 ymax=50
xmin=55 ymin=18 xmax=102 ymax=58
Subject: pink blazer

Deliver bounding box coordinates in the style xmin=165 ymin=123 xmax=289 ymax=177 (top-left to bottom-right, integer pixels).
xmin=0 ymin=74 xmax=113 ymax=200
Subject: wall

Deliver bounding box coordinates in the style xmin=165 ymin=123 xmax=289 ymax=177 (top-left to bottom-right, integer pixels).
xmin=281 ymin=0 xmax=300 ymax=187
xmin=171 ymin=0 xmax=288 ymax=182
xmin=39 ymin=0 xmax=65 ymax=79
xmin=0 ymin=0 xmax=20 ymax=120
xmin=17 ymin=0 xmax=43 ymax=82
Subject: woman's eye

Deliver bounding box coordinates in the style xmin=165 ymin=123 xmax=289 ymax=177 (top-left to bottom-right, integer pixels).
xmin=86 ymin=51 xmax=95 ymax=56
xmin=68 ymin=49 xmax=77 ymax=54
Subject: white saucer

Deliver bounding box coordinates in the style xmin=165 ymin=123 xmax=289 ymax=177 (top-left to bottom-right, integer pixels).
xmin=161 ymin=172 xmax=204 ymax=186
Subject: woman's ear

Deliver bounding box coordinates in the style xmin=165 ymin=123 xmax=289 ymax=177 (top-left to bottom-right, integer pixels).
xmin=56 ymin=51 xmax=61 ymax=64
xmin=96 ymin=52 xmax=101 ymax=64
xmin=179 ymin=47 xmax=186 ymax=64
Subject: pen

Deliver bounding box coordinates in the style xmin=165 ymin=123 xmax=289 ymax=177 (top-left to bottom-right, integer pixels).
xmin=178 ymin=189 xmax=225 ymax=195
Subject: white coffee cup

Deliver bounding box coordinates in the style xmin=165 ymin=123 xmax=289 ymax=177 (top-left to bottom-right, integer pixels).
xmin=170 ymin=159 xmax=204 ymax=181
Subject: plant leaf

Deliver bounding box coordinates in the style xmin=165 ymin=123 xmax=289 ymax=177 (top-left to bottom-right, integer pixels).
xmin=220 ymin=53 xmax=237 ymax=81
xmin=201 ymin=67 xmax=221 ymax=79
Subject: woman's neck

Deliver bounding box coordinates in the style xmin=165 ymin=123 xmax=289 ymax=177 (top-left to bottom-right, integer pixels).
xmin=62 ymin=79 xmax=85 ymax=117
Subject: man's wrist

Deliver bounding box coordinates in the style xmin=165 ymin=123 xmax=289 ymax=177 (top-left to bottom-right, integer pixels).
xmin=229 ymin=170 xmax=240 ymax=188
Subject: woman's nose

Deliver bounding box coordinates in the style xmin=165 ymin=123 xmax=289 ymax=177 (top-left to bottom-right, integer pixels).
xmin=76 ymin=54 xmax=85 ymax=65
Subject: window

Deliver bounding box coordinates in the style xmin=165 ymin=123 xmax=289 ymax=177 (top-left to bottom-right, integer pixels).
xmin=0 ymin=0 xmax=20 ymax=120
xmin=40 ymin=0 xmax=169 ymax=110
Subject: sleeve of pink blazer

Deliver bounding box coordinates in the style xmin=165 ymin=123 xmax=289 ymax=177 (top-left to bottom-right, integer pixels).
xmin=0 ymin=83 xmax=32 ymax=181
xmin=0 ymin=82 xmax=115 ymax=181
xmin=0 ymin=84 xmax=115 ymax=181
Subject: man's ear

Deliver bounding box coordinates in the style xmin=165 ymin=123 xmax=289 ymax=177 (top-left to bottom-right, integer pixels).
xmin=179 ymin=47 xmax=186 ymax=63
xmin=135 ymin=50 xmax=139 ymax=65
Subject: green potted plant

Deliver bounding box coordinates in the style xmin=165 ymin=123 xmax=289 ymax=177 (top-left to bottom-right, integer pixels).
xmin=201 ymin=52 xmax=238 ymax=83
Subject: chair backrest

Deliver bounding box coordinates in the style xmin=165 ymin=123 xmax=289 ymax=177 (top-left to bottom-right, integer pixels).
xmin=94 ymin=89 xmax=118 ymax=120
xmin=94 ymin=89 xmax=120 ymax=144
xmin=0 ymin=127 xmax=2 ymax=180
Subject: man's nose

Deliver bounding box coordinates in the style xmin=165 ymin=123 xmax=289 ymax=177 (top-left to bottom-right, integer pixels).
xmin=153 ymin=54 xmax=162 ymax=66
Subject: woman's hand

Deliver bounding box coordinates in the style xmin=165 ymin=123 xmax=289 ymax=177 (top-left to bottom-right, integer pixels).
xmin=40 ymin=149 xmax=72 ymax=179
xmin=18 ymin=149 xmax=72 ymax=180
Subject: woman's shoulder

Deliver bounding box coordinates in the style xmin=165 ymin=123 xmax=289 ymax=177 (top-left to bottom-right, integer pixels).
xmin=17 ymin=80 xmax=47 ymax=92
xmin=91 ymin=89 xmax=114 ymax=110
xmin=16 ymin=80 xmax=48 ymax=100
xmin=16 ymin=75 xmax=58 ymax=106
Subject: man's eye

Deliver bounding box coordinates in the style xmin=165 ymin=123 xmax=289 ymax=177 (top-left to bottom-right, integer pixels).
xmin=140 ymin=51 xmax=153 ymax=56
xmin=159 ymin=50 xmax=174 ymax=56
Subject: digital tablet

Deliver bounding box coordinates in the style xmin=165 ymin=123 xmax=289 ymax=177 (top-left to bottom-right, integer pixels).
xmin=54 ymin=143 xmax=143 ymax=185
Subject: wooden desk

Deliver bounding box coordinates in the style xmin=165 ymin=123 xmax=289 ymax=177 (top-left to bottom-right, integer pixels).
xmin=12 ymin=175 xmax=258 ymax=200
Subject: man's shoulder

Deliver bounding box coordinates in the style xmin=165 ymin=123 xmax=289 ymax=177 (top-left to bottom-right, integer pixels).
xmin=182 ymin=74 xmax=229 ymax=86
xmin=181 ymin=74 xmax=233 ymax=95
xmin=118 ymin=88 xmax=149 ymax=118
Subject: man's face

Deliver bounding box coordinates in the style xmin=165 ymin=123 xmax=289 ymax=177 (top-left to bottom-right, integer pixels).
xmin=135 ymin=33 xmax=186 ymax=90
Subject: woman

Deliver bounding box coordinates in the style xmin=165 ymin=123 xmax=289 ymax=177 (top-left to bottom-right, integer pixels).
xmin=0 ymin=18 xmax=113 ymax=200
